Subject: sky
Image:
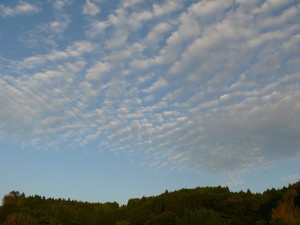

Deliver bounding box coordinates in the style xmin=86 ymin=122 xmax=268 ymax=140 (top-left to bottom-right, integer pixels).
xmin=0 ymin=0 xmax=300 ymax=205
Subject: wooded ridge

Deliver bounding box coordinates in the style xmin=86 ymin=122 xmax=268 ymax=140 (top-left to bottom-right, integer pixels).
xmin=1 ymin=181 xmax=300 ymax=225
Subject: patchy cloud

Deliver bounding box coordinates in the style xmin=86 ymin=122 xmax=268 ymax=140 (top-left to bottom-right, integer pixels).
xmin=0 ymin=0 xmax=300 ymax=178
xmin=0 ymin=1 xmax=40 ymax=17
xmin=22 ymin=41 xmax=93 ymax=67
xmin=83 ymin=0 xmax=100 ymax=16
xmin=54 ymin=0 xmax=73 ymax=11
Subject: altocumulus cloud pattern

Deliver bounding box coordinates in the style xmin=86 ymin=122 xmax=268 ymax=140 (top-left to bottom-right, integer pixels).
xmin=0 ymin=0 xmax=300 ymax=175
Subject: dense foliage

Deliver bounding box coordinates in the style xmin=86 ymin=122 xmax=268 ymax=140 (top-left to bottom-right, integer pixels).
xmin=1 ymin=182 xmax=300 ymax=225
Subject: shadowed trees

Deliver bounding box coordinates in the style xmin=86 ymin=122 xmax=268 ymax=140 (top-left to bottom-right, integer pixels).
xmin=0 ymin=181 xmax=299 ymax=225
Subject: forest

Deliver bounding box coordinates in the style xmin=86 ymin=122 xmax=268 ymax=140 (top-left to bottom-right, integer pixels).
xmin=0 ymin=181 xmax=300 ymax=225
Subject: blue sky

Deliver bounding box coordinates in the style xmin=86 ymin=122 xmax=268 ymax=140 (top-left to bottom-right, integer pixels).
xmin=0 ymin=0 xmax=300 ymax=205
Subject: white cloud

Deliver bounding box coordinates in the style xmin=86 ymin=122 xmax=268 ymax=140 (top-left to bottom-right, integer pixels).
xmin=87 ymin=20 xmax=109 ymax=37
xmin=87 ymin=1 xmax=165 ymax=40
xmin=152 ymin=1 xmax=182 ymax=17
xmin=151 ymin=2 xmax=204 ymax=66
xmin=22 ymin=41 xmax=93 ymax=66
xmin=0 ymin=59 xmax=87 ymax=144
xmin=259 ymin=3 xmax=300 ymax=31
xmin=122 ymin=0 xmax=143 ymax=9
xmin=54 ymin=0 xmax=72 ymax=10
xmin=83 ymin=0 xmax=100 ymax=16
xmin=1 ymin=0 xmax=300 ymax=177
xmin=145 ymin=22 xmax=172 ymax=43
xmin=106 ymin=32 xmax=128 ymax=49
xmin=190 ymin=0 xmax=233 ymax=19
xmin=20 ymin=13 xmax=72 ymax=50
xmin=48 ymin=17 xmax=70 ymax=33
xmin=282 ymin=34 xmax=300 ymax=51
xmin=137 ymin=75 xmax=152 ymax=85
xmin=147 ymin=77 xmax=168 ymax=93
xmin=255 ymin=0 xmax=293 ymax=14
xmin=86 ymin=61 xmax=110 ymax=81
xmin=0 ymin=1 xmax=40 ymax=17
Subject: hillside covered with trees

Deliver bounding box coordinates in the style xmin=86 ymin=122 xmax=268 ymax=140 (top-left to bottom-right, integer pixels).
xmin=1 ymin=182 xmax=300 ymax=225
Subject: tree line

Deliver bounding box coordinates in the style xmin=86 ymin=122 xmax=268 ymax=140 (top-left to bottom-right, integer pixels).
xmin=0 ymin=181 xmax=300 ymax=225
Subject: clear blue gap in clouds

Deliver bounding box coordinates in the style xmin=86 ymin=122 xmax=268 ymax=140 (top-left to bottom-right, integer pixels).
xmin=0 ymin=140 xmax=215 ymax=205
xmin=0 ymin=0 xmax=300 ymax=204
